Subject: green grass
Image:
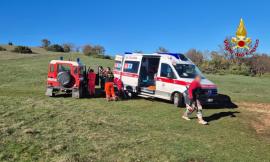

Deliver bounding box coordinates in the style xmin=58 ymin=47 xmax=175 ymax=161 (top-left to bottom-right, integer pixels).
xmin=0 ymin=51 xmax=269 ymax=161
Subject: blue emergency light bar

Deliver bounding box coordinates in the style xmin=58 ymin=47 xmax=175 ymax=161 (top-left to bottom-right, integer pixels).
xmin=124 ymin=52 xmax=133 ymax=54
xmin=157 ymin=52 xmax=188 ymax=61
xmin=60 ymin=56 xmax=64 ymax=60
xmin=77 ymin=58 xmax=80 ymax=63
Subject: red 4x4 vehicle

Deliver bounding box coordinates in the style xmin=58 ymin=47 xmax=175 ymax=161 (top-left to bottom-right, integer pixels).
xmin=45 ymin=59 xmax=88 ymax=98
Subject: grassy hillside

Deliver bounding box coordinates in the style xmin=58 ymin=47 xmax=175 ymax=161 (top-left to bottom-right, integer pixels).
xmin=0 ymin=50 xmax=269 ymax=161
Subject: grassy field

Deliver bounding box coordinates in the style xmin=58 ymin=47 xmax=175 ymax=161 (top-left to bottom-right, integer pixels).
xmin=0 ymin=49 xmax=269 ymax=161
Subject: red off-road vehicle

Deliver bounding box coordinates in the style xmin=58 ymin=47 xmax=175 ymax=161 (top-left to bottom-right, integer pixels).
xmin=45 ymin=58 xmax=88 ymax=98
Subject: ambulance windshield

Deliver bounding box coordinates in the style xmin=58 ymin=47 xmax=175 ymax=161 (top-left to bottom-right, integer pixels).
xmin=174 ymin=64 xmax=204 ymax=79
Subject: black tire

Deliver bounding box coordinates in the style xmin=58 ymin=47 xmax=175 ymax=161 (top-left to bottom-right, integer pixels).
xmin=57 ymin=71 xmax=72 ymax=88
xmin=173 ymin=92 xmax=184 ymax=107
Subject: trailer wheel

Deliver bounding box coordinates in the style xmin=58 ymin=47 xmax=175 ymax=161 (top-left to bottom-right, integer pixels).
xmin=173 ymin=92 xmax=184 ymax=108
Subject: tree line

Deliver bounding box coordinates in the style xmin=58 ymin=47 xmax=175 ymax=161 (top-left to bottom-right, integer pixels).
xmin=1 ymin=40 xmax=269 ymax=76
xmin=186 ymin=49 xmax=270 ymax=76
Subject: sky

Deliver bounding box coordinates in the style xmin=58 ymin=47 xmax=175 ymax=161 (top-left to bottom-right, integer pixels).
xmin=0 ymin=0 xmax=269 ymax=55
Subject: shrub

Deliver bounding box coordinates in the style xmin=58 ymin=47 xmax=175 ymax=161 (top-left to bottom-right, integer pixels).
xmin=93 ymin=54 xmax=112 ymax=60
xmin=47 ymin=44 xmax=64 ymax=52
xmin=229 ymin=64 xmax=250 ymax=76
xmin=0 ymin=46 xmax=7 ymax=51
xmin=12 ymin=46 xmax=32 ymax=54
xmin=103 ymin=55 xmax=112 ymax=59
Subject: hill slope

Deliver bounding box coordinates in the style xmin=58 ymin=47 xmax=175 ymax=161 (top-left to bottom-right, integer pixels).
xmin=0 ymin=50 xmax=269 ymax=161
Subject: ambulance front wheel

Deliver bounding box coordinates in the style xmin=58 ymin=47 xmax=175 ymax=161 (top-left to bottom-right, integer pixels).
xmin=173 ymin=92 xmax=185 ymax=108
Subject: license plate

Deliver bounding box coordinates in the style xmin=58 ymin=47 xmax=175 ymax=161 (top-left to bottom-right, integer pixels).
xmin=207 ymin=98 xmax=214 ymax=102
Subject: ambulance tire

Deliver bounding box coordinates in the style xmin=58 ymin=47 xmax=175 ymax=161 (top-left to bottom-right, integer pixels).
xmin=173 ymin=92 xmax=185 ymax=108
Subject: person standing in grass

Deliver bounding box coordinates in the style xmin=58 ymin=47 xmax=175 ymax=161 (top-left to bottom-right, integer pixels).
xmin=98 ymin=66 xmax=105 ymax=90
xmin=87 ymin=68 xmax=96 ymax=96
xmin=182 ymin=75 xmax=208 ymax=125
xmin=104 ymin=67 xmax=116 ymax=101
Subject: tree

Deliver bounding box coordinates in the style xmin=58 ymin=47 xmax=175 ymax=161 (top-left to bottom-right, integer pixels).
xmin=186 ymin=49 xmax=204 ymax=66
xmin=92 ymin=45 xmax=105 ymax=55
xmin=82 ymin=45 xmax=93 ymax=56
xmin=156 ymin=46 xmax=169 ymax=53
xmin=83 ymin=44 xmax=105 ymax=56
xmin=249 ymin=54 xmax=270 ymax=76
xmin=62 ymin=43 xmax=74 ymax=52
xmin=41 ymin=39 xmax=51 ymax=48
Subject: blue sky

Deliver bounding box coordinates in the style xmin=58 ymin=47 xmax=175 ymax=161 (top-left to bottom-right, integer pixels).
xmin=0 ymin=0 xmax=269 ymax=55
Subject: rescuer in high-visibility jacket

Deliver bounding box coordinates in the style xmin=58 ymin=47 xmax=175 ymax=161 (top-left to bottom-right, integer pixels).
xmin=182 ymin=75 xmax=208 ymax=125
xmin=104 ymin=67 xmax=116 ymax=101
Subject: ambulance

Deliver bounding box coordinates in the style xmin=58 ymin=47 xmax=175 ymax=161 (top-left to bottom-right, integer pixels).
xmin=114 ymin=52 xmax=218 ymax=107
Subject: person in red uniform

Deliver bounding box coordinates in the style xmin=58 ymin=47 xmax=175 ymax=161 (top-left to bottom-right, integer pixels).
xmin=182 ymin=75 xmax=208 ymax=125
xmin=87 ymin=68 xmax=96 ymax=96
xmin=114 ymin=77 xmax=126 ymax=99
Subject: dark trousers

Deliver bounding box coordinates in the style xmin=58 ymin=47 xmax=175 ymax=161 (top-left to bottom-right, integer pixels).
xmin=100 ymin=77 xmax=105 ymax=90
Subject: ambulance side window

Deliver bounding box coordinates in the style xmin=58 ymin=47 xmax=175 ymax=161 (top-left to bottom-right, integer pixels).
xmin=160 ymin=63 xmax=176 ymax=79
xmin=123 ymin=61 xmax=139 ymax=73
xmin=114 ymin=61 xmax=122 ymax=71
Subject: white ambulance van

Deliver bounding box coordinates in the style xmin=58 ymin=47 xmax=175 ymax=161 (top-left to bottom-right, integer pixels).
xmin=113 ymin=52 xmax=218 ymax=107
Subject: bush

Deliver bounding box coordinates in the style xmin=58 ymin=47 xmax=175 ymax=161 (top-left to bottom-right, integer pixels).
xmin=93 ymin=54 xmax=112 ymax=60
xmin=0 ymin=46 xmax=7 ymax=51
xmin=47 ymin=44 xmax=64 ymax=52
xmin=103 ymin=55 xmax=112 ymax=59
xmin=229 ymin=64 xmax=250 ymax=76
xmin=12 ymin=46 xmax=32 ymax=54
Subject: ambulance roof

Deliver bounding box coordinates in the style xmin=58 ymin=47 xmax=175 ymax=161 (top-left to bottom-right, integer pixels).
xmin=122 ymin=52 xmax=194 ymax=65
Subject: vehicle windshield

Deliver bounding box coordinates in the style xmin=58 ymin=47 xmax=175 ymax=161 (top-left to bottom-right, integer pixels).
xmin=173 ymin=64 xmax=204 ymax=79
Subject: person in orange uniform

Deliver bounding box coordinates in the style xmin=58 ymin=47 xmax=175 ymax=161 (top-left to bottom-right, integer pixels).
xmin=87 ymin=68 xmax=96 ymax=96
xmin=104 ymin=67 xmax=116 ymax=101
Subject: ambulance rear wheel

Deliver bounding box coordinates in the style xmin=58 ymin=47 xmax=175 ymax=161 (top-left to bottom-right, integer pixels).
xmin=173 ymin=92 xmax=184 ymax=108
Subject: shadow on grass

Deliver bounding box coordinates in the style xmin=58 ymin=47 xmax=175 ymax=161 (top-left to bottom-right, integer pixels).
xmin=203 ymin=94 xmax=238 ymax=109
xmin=204 ymin=111 xmax=240 ymax=122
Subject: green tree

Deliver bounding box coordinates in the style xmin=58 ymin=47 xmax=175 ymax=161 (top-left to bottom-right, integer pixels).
xmin=41 ymin=39 xmax=51 ymax=48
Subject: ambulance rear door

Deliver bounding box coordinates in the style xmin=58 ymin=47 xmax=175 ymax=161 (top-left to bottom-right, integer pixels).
xmin=121 ymin=55 xmax=143 ymax=92
xmin=113 ymin=55 xmax=123 ymax=79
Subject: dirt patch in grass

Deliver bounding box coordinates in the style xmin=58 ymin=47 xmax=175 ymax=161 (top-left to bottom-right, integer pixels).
xmin=239 ymin=102 xmax=270 ymax=113
xmin=239 ymin=102 xmax=270 ymax=136
xmin=251 ymin=113 xmax=270 ymax=135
